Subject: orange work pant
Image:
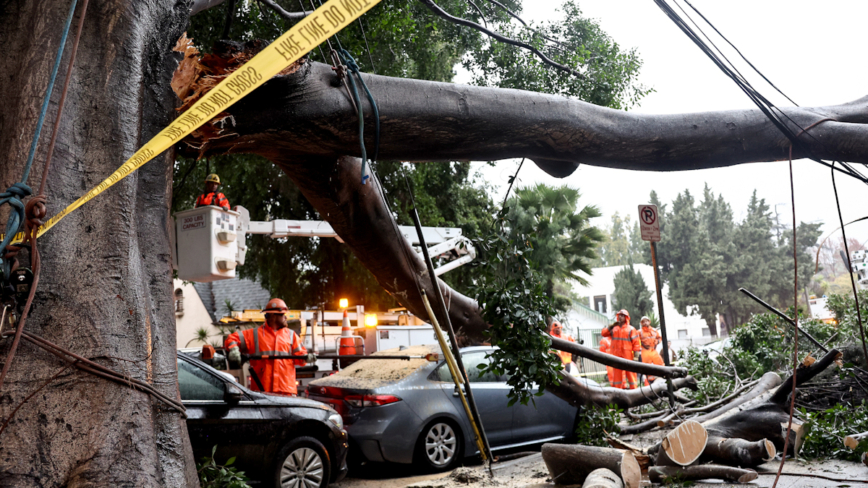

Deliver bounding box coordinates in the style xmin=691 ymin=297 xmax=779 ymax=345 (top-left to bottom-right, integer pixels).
xmin=606 ymin=366 xmax=615 ymax=386
xmin=610 ymin=350 xmax=639 ymax=389
xmin=641 ymin=348 xmax=665 ymax=386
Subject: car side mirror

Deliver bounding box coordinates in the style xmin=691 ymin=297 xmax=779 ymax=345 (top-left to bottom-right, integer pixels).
xmin=224 ymin=383 xmax=244 ymax=404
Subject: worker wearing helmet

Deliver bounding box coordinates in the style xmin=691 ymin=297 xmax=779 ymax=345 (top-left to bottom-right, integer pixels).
xmin=598 ymin=335 xmax=615 ymax=387
xmin=195 ymin=173 xmax=230 ymax=210
xmin=601 ymin=309 xmax=641 ymax=389
xmin=224 ymin=298 xmax=312 ymax=395
xmin=638 ymin=316 xmax=665 ymax=385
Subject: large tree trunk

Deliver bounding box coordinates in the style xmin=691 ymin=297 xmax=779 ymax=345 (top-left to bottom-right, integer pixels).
xmin=0 ymin=0 xmax=197 ymax=486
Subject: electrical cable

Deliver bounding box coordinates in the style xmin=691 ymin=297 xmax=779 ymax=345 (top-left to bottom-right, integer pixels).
xmin=772 ymin=148 xmax=799 ymax=488
xmin=831 ymin=162 xmax=868 ymax=364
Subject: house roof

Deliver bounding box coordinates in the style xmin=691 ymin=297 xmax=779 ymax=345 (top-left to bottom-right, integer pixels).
xmin=192 ymin=278 xmax=272 ymax=322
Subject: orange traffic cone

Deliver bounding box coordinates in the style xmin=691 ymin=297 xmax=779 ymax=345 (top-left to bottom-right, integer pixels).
xmin=339 ymin=311 xmax=356 ymax=367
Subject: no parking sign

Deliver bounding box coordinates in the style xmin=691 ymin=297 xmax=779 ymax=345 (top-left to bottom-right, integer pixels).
xmin=638 ymin=204 xmax=661 ymax=242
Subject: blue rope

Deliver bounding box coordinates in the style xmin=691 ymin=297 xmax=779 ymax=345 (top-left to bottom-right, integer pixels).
xmin=2 ymin=0 xmax=78 ymax=281
xmin=339 ymin=49 xmax=380 ymax=184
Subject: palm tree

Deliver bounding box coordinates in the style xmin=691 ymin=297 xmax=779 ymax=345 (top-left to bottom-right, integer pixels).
xmin=505 ymin=184 xmax=604 ymax=311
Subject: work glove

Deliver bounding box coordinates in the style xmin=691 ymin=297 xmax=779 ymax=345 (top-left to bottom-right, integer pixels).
xmin=306 ymin=353 xmax=317 ymax=364
xmin=228 ymin=347 xmax=242 ymax=367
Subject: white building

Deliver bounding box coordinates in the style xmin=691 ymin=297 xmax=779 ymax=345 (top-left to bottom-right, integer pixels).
xmin=573 ymin=264 xmax=721 ymax=356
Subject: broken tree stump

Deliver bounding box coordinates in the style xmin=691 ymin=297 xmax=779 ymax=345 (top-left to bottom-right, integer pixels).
xmin=845 ymin=431 xmax=867 ymax=450
xmin=655 ymin=420 xmax=708 ymax=467
xmin=541 ymin=444 xmax=640 ymax=488
xmin=582 ymin=468 xmax=623 ymax=488
xmin=699 ymin=436 xmax=776 ymax=468
xmin=648 ymin=465 xmax=758 ymax=483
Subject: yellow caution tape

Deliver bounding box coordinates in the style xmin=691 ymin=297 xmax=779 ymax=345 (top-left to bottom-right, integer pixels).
xmin=4 ymin=0 xmax=381 ymax=244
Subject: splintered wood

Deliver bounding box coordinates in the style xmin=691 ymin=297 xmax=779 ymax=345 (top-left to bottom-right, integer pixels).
xmin=657 ymin=420 xmax=708 ymax=466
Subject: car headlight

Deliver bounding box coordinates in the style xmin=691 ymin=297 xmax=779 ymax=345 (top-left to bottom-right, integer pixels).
xmin=328 ymin=413 xmax=344 ymax=431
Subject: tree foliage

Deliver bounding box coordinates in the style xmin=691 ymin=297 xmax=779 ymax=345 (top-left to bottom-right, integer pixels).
xmin=502 ymin=184 xmax=603 ymax=312
xmin=611 ymin=263 xmax=654 ymax=321
xmin=646 ymin=185 xmax=822 ymax=335
xmin=592 ymin=212 xmax=643 ymax=267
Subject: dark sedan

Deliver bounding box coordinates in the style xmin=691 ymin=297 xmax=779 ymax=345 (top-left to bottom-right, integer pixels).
xmin=178 ymin=353 xmax=349 ymax=487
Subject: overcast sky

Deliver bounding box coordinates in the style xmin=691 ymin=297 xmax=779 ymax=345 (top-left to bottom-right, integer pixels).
xmin=458 ymin=0 xmax=868 ymax=246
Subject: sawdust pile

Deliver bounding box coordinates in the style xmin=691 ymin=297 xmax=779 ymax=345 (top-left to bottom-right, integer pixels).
xmin=311 ymin=344 xmax=441 ymax=390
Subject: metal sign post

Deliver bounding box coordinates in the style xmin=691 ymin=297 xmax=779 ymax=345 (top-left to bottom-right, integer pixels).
xmin=638 ymin=204 xmax=671 ymax=365
xmin=639 ymin=204 xmax=675 ymax=406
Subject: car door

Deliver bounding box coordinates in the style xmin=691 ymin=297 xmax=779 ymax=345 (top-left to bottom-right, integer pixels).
xmin=440 ymin=350 xmax=513 ymax=448
xmin=178 ymin=357 xmax=268 ymax=470
xmin=509 ymin=379 xmax=578 ymax=444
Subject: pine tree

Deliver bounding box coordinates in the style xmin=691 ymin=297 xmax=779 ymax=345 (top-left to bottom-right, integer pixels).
xmin=612 ymin=263 xmax=655 ymax=320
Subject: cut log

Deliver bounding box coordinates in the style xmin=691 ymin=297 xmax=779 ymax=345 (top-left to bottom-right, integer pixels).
xmin=582 ymin=468 xmax=623 ymax=488
xmin=655 ymin=420 xmax=708 ymax=467
xmin=693 ymin=372 xmax=782 ymax=424
xmin=699 ymin=436 xmax=776 ymax=468
xmin=541 ymin=444 xmax=640 ymax=488
xmin=845 ymin=431 xmax=868 ymax=450
xmin=550 ymin=337 xmax=688 ymax=378
xmin=648 ymin=465 xmax=758 ymax=483
xmin=787 ymin=423 xmax=805 ymax=458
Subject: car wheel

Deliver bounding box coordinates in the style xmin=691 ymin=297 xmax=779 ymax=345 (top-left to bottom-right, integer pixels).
xmin=415 ymin=419 xmax=463 ymax=471
xmin=273 ymin=436 xmax=331 ymax=488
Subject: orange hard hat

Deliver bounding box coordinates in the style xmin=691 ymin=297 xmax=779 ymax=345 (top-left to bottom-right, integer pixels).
xmin=616 ymin=309 xmax=630 ymax=318
xmin=263 ymin=298 xmax=288 ymax=314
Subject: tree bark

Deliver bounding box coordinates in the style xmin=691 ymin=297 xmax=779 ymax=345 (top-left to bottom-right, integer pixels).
xmin=547 ymin=374 xmax=697 ymax=409
xmin=550 ymin=336 xmax=687 ymax=378
xmin=692 ymin=372 xmax=782 ymax=424
xmin=541 ymin=444 xmax=640 ymax=488
xmin=0 ymin=0 xmax=197 ymax=486
xmin=648 ymin=465 xmax=758 ymax=484
xmin=203 ymin=61 xmax=868 ymax=175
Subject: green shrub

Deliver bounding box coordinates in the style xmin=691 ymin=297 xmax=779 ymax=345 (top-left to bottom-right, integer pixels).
xmin=800 ymin=402 xmax=868 ymax=461
xmin=197 ymin=446 xmax=251 ymax=488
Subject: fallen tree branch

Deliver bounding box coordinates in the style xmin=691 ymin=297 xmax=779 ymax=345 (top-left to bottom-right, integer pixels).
xmin=620 ymin=412 xmax=669 ymax=435
xmin=258 ymin=0 xmax=308 ymax=20
xmin=769 ymin=348 xmax=842 ymax=405
xmin=627 ymin=400 xmax=696 ymax=420
xmin=693 ymin=371 xmax=782 ymax=424
xmin=548 ymin=374 xmax=697 ymax=410
xmin=649 ymin=465 xmax=758 ymax=484
xmin=550 ymin=337 xmax=688 ymax=378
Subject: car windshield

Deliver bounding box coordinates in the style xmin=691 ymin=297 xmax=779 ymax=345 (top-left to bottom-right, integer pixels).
xmin=178 ymin=358 xmax=225 ymax=401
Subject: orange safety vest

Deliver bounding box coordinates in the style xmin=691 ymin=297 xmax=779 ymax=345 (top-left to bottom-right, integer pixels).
xmin=195 ymin=192 xmax=230 ymax=210
xmin=602 ymin=323 xmax=640 ymax=356
xmin=599 ymin=336 xmax=612 ymax=354
xmin=639 ymin=326 xmax=661 ymax=351
xmin=551 ymin=331 xmax=575 ymax=365
xmin=225 ymin=325 xmax=306 ymax=395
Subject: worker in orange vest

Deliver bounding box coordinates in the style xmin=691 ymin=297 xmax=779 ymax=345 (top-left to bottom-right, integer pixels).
xmin=598 ymin=336 xmax=615 ymax=387
xmin=224 ymin=298 xmax=311 ymax=395
xmin=548 ymin=321 xmax=575 ymax=366
xmin=195 ymin=173 xmax=230 ymax=210
xmin=638 ymin=316 xmax=665 ymax=385
xmin=601 ymin=309 xmax=641 ymax=389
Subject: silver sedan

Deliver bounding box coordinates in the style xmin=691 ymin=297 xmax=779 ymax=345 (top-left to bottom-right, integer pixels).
xmin=307 ymin=345 xmax=579 ymax=471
